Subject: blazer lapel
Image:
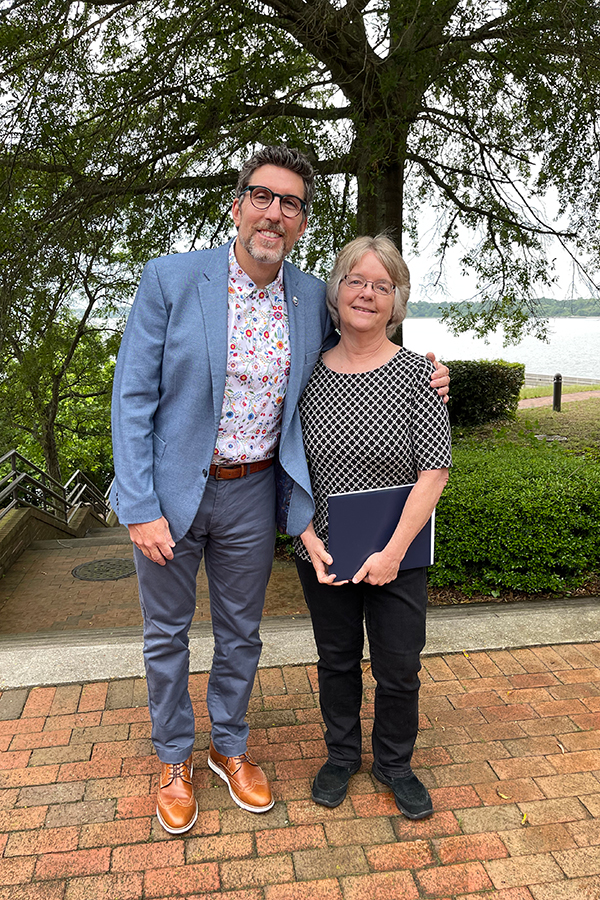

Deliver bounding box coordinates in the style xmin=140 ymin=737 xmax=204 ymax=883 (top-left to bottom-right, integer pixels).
xmin=196 ymin=243 xmax=231 ymax=429
xmin=281 ymin=262 xmax=307 ymax=435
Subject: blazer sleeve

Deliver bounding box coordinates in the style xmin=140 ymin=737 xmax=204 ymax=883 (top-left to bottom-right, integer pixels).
xmin=110 ymin=260 xmax=168 ymax=525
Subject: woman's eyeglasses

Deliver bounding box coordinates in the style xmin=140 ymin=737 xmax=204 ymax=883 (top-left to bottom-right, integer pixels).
xmin=341 ymin=274 xmax=395 ymax=295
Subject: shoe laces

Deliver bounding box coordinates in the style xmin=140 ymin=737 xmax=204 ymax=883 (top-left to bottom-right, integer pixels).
xmin=229 ymin=751 xmax=257 ymax=773
xmin=166 ymin=760 xmax=191 ymax=783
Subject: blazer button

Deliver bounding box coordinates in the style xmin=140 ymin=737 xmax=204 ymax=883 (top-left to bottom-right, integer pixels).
xmin=202 ymin=469 xmax=208 ymax=477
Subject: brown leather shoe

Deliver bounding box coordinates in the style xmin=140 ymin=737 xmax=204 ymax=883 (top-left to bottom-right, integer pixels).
xmin=208 ymin=742 xmax=274 ymax=813
xmin=156 ymin=754 xmax=198 ymax=834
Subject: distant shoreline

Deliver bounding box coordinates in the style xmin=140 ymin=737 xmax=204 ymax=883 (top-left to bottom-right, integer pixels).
xmin=402 ymin=316 xmax=600 ymax=382
xmin=406 ymin=302 xmax=600 ymax=319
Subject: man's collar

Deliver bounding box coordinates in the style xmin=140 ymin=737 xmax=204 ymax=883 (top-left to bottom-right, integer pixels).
xmin=228 ymin=240 xmax=284 ymax=298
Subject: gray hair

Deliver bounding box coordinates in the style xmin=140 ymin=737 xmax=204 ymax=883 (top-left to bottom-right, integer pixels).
xmin=236 ymin=145 xmax=314 ymax=216
xmin=326 ymin=235 xmax=410 ymax=337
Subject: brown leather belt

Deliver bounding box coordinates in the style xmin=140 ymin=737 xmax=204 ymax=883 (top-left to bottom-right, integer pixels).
xmin=209 ymin=458 xmax=273 ymax=480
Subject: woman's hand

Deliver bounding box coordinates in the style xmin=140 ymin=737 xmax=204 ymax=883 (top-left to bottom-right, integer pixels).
xmin=352 ymin=547 xmax=401 ymax=586
xmin=300 ymin=523 xmax=347 ymax=585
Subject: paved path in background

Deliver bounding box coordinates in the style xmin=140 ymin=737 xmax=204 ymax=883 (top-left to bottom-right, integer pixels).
xmin=518 ymin=390 xmax=600 ymax=408
xmin=0 ymin=532 xmax=306 ymax=636
xmin=2 ymin=644 xmax=600 ymax=900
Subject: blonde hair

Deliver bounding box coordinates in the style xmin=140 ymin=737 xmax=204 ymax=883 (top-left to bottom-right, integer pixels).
xmin=326 ymin=235 xmax=410 ymax=337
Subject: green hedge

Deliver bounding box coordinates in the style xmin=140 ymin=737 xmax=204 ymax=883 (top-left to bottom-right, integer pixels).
xmin=444 ymin=359 xmax=525 ymax=426
xmin=431 ymin=445 xmax=600 ymax=593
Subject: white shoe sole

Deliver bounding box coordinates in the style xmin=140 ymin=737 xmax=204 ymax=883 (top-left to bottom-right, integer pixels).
xmin=156 ymin=802 xmax=198 ymax=834
xmin=208 ymin=755 xmax=274 ymax=813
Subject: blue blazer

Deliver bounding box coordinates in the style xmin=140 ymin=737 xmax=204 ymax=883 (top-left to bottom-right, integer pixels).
xmin=110 ymin=241 xmax=333 ymax=542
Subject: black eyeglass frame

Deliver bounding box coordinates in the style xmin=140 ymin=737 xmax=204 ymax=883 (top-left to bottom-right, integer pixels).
xmin=238 ymin=185 xmax=307 ymax=218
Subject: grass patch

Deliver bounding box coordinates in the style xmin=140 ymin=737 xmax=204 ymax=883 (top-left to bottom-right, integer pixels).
xmin=453 ymin=397 xmax=600 ymax=460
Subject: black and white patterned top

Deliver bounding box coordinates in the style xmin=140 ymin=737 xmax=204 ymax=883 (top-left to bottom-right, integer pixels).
xmin=294 ymin=348 xmax=452 ymax=561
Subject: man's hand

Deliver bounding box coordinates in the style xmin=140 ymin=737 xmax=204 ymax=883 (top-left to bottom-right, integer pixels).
xmin=128 ymin=517 xmax=175 ymax=566
xmin=426 ymin=352 xmax=450 ymax=403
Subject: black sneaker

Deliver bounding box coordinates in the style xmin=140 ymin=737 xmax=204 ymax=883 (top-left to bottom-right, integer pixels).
xmin=372 ymin=763 xmax=433 ymax=819
xmin=311 ymin=760 xmax=361 ymax=808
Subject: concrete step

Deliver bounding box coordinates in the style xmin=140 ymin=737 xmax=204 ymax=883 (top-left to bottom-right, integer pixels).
xmin=30 ymin=524 xmax=130 ymax=550
xmin=1 ymin=595 xmax=599 ymax=689
xmin=85 ymin=525 xmax=128 ymax=538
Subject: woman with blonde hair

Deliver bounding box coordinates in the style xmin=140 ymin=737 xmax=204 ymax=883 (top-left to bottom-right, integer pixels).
xmin=294 ymin=234 xmax=451 ymax=818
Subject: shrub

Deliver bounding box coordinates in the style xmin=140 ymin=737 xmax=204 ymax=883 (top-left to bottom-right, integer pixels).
xmin=444 ymin=359 xmax=525 ymax=426
xmin=430 ymin=444 xmax=600 ymax=593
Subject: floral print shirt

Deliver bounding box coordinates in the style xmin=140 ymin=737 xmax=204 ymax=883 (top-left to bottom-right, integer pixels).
xmin=213 ymin=242 xmax=291 ymax=463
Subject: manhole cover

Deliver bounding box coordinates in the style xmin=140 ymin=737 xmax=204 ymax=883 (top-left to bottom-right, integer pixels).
xmin=72 ymin=558 xmax=137 ymax=581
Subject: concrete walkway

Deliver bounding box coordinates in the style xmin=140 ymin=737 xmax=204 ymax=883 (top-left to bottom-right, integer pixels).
xmin=518 ymin=390 xmax=600 ymax=409
xmin=2 ymin=596 xmax=600 ymax=691
xmin=2 ymin=527 xmax=600 ymax=690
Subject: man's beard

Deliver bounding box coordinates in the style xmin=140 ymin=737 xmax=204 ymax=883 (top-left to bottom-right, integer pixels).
xmin=237 ymin=226 xmax=288 ymax=265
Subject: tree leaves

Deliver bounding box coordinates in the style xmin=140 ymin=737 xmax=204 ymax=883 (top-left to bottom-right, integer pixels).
xmin=1 ymin=0 xmax=599 ymax=472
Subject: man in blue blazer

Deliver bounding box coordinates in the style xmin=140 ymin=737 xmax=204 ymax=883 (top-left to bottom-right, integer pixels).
xmin=111 ymin=145 xmax=449 ymax=834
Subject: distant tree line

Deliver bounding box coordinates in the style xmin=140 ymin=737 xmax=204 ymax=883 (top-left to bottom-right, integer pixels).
xmin=1 ymin=0 xmax=599 ymax=480
xmin=407 ymin=298 xmax=600 ymax=319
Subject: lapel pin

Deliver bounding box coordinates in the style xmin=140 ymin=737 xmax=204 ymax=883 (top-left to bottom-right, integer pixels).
xmin=292 ymin=296 xmax=299 ymax=306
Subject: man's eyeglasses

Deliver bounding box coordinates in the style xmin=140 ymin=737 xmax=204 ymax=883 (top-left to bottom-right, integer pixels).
xmin=341 ymin=274 xmax=395 ymax=296
xmin=239 ymin=185 xmax=306 ymax=219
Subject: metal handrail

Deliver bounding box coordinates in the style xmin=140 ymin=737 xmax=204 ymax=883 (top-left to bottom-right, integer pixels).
xmin=0 ymin=450 xmax=111 ymax=525
xmin=0 ymin=472 xmax=67 ymax=509
xmin=0 ymin=453 xmax=68 ymax=522
xmin=64 ymin=469 xmax=111 ymax=523
xmin=0 ymin=449 xmax=64 ymax=491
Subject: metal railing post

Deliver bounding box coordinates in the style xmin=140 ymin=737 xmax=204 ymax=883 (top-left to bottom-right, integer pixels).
xmin=553 ymin=373 xmax=562 ymax=412
xmin=11 ymin=451 xmax=18 ymax=507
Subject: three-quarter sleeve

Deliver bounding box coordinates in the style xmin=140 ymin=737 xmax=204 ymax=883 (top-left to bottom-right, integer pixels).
xmin=410 ymin=357 xmax=452 ymax=472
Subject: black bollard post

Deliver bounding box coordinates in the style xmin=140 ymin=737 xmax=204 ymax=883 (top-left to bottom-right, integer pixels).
xmin=553 ymin=373 xmax=562 ymax=412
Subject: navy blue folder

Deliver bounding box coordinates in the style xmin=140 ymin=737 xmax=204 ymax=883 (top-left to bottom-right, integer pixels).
xmin=327 ymin=483 xmax=435 ymax=582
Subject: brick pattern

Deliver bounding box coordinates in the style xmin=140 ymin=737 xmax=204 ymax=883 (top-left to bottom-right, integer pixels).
xmin=2 ymin=644 xmax=600 ymax=897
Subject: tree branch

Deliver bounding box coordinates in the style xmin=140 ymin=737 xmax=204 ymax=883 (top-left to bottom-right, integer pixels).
xmin=410 ymin=152 xmax=576 ymax=239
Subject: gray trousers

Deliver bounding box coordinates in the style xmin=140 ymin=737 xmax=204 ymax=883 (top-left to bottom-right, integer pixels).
xmin=134 ymin=467 xmax=276 ymax=763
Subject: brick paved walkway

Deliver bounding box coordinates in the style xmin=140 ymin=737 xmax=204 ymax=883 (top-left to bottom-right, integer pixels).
xmin=3 ymin=643 xmax=600 ymax=899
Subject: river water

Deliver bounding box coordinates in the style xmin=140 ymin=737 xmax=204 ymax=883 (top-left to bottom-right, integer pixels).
xmin=402 ymin=316 xmax=600 ymax=380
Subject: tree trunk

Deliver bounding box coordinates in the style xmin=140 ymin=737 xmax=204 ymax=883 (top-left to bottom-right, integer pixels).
xmin=356 ymin=149 xmax=406 ymax=344
xmin=356 ymin=151 xmax=405 ymax=247
xmin=40 ymin=419 xmax=62 ymax=484
xmin=40 ymin=386 xmax=62 ymax=483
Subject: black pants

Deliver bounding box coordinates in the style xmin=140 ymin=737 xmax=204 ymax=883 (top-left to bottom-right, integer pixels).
xmin=295 ymin=557 xmax=428 ymax=778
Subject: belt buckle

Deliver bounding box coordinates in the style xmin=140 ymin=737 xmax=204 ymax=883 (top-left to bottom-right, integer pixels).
xmin=214 ymin=464 xmax=245 ymax=480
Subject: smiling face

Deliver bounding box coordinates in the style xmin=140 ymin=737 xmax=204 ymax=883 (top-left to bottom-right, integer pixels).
xmin=231 ymin=164 xmax=308 ymax=287
xmin=337 ymin=252 xmax=396 ymax=339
